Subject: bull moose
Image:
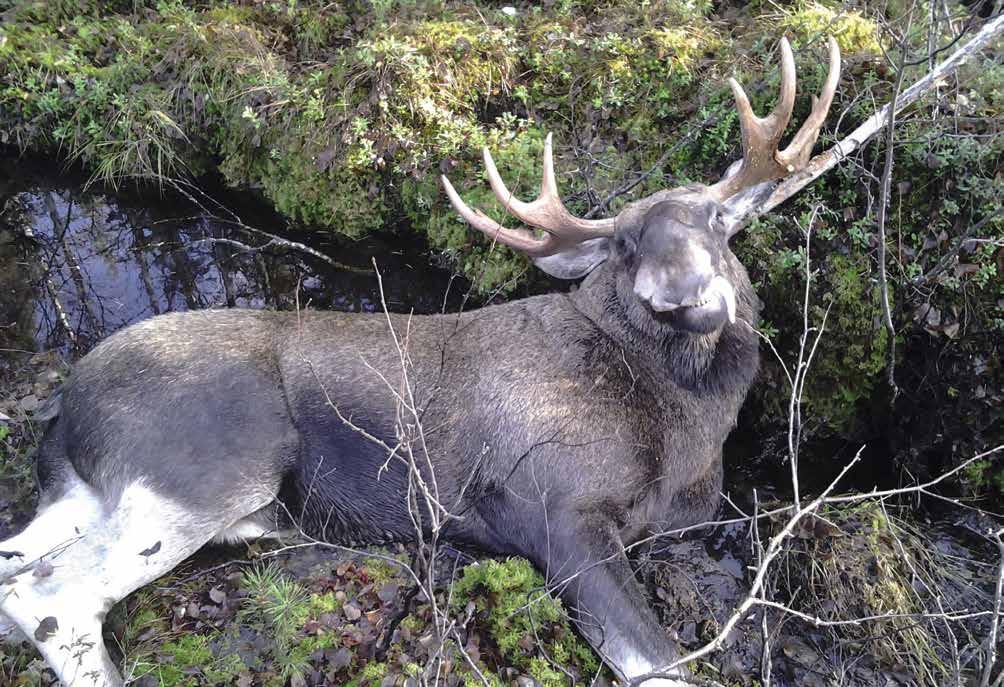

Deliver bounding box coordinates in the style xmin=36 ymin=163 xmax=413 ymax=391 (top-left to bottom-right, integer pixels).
xmin=0 ymin=37 xmax=839 ymax=686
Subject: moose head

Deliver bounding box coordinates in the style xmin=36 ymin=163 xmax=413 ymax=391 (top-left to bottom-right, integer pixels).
xmin=443 ymin=37 xmax=840 ymax=338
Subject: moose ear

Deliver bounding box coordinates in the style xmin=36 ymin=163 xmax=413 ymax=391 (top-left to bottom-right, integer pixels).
xmin=717 ymin=179 xmax=777 ymax=238
xmin=532 ymin=237 xmax=610 ymax=280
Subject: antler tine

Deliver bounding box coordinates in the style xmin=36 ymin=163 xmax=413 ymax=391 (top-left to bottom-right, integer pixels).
xmin=440 ymin=174 xmax=558 ymax=256
xmin=483 ymin=133 xmax=616 ymax=236
xmin=440 ymin=132 xmax=616 ymax=257
xmin=777 ymin=37 xmax=841 ymax=171
xmin=710 ymin=37 xmax=841 ymax=203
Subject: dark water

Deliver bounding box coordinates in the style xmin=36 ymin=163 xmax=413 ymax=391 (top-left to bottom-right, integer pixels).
xmin=0 ymin=166 xmax=471 ymax=359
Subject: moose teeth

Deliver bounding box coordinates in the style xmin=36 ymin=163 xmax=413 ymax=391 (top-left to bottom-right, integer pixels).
xmin=706 ymin=276 xmax=737 ymax=324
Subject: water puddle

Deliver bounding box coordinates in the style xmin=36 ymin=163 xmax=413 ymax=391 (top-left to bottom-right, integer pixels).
xmin=1 ymin=168 xmax=467 ymax=358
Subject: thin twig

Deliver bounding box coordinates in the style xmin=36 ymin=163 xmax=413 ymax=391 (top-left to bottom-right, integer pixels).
xmin=981 ymin=527 xmax=1004 ymax=687
xmin=874 ymin=7 xmax=916 ymax=402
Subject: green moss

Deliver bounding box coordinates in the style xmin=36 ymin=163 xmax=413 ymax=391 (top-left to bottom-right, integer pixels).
xmin=780 ymin=1 xmax=883 ymax=54
xmin=132 ymin=634 xmax=215 ymax=687
xmin=452 ymin=558 xmax=601 ymax=686
xmin=361 ymin=554 xmax=406 ymax=586
xmin=344 ymin=660 xmax=388 ymax=687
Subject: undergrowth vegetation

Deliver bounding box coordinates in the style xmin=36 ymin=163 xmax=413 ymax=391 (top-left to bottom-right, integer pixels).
xmin=101 ymin=554 xmax=598 ymax=687
xmin=775 ymin=501 xmax=993 ymax=685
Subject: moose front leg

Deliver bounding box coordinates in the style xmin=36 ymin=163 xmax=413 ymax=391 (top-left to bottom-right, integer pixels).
xmin=532 ymin=511 xmax=689 ymax=686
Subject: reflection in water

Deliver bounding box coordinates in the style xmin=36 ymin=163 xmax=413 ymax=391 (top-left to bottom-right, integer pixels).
xmin=1 ymin=184 xmax=468 ymax=357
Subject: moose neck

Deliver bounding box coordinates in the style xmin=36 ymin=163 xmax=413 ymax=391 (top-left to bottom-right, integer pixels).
xmin=568 ymin=261 xmax=758 ymax=394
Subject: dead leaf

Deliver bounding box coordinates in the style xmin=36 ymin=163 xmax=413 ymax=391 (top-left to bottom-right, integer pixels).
xmin=138 ymin=541 xmax=162 ymax=558
xmin=208 ymin=586 xmax=226 ymax=604
xmin=32 ymin=560 xmax=54 ymax=578
xmin=344 ymin=602 xmax=362 ymax=621
xmin=34 ymin=616 xmax=58 ymax=642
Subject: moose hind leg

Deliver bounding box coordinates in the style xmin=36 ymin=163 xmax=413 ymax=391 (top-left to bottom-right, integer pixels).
xmin=0 ymin=479 xmax=239 ymax=686
xmin=534 ymin=511 xmax=689 ymax=687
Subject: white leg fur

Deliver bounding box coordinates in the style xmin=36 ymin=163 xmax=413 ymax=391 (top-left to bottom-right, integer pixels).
xmin=0 ymin=479 xmax=237 ymax=687
xmin=211 ymin=513 xmax=296 ymax=545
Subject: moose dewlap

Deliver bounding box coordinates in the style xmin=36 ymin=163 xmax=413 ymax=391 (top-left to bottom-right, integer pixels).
xmin=0 ymin=37 xmax=839 ymax=687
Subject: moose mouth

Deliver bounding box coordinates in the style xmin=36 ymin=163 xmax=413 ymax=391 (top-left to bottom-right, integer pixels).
xmin=648 ymin=275 xmax=737 ymax=325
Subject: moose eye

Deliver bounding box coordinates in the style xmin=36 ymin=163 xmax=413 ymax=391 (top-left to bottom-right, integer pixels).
xmin=615 ymin=232 xmax=638 ymax=258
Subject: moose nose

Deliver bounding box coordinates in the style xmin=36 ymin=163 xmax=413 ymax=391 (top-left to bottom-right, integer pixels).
xmin=677 ymin=272 xmax=715 ymax=307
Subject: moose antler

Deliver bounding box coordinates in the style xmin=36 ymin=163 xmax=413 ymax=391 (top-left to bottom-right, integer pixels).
xmin=709 ymin=36 xmax=841 ymax=202
xmin=440 ymin=133 xmax=616 ymax=257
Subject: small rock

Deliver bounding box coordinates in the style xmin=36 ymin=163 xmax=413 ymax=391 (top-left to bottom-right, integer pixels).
xmin=329 ymin=647 xmax=353 ymax=670
xmin=343 ymin=602 xmax=362 ymax=621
